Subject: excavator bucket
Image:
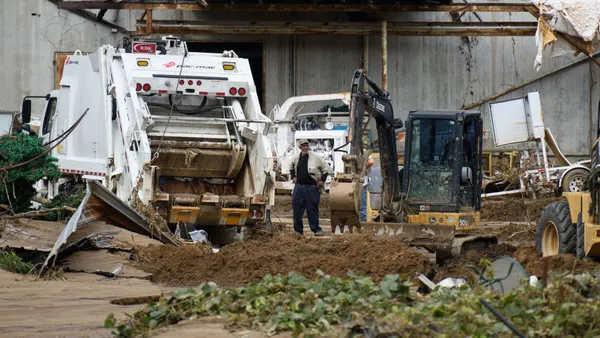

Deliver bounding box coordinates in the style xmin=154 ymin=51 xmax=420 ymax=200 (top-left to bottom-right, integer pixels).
xmin=330 ymin=177 xmax=455 ymax=247
xmin=332 ymin=221 xmax=456 ymax=247
xmin=329 ymin=177 xmax=362 ymax=233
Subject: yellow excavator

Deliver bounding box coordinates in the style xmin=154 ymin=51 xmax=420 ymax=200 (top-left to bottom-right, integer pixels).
xmin=329 ymin=69 xmax=496 ymax=259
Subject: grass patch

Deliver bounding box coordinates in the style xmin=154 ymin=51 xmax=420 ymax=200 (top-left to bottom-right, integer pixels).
xmin=0 ymin=249 xmax=35 ymax=274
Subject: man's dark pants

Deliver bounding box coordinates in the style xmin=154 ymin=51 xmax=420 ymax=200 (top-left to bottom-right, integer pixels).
xmin=292 ymin=184 xmax=322 ymax=234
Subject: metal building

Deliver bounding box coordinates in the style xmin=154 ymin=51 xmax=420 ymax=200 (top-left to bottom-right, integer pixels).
xmin=1 ymin=0 xmax=597 ymax=157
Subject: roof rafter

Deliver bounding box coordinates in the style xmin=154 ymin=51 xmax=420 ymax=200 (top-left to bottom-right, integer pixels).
xmin=55 ymin=1 xmax=536 ymax=13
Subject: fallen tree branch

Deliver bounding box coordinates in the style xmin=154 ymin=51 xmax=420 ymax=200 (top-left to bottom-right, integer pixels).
xmin=2 ymin=206 xmax=76 ymax=219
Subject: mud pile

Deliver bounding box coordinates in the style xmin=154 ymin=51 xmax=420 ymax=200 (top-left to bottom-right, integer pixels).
xmin=514 ymin=246 xmax=600 ymax=276
xmin=136 ymin=234 xmax=431 ymax=287
xmin=481 ymin=197 xmax=561 ymax=222
xmin=435 ymin=243 xmax=600 ymax=282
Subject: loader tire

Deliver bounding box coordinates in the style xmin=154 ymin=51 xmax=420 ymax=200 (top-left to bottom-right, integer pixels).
xmin=536 ymin=201 xmax=575 ymax=256
xmin=576 ymin=212 xmax=585 ymax=259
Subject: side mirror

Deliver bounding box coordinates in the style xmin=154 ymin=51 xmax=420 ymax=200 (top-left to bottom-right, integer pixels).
xmin=21 ymin=99 xmax=31 ymax=124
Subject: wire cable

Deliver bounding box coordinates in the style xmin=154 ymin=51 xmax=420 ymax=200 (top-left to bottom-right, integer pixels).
xmin=151 ymin=49 xmax=188 ymax=163
xmin=0 ymin=109 xmax=88 ymax=171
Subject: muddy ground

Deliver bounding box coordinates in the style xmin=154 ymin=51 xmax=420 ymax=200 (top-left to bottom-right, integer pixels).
xmin=271 ymin=193 xmax=559 ymax=224
xmin=2 ymin=193 xmax=600 ymax=337
xmin=480 ymin=196 xmax=562 ymax=222
xmin=0 ymin=270 xmax=281 ymax=338
xmin=132 ymin=193 xmax=599 ymax=288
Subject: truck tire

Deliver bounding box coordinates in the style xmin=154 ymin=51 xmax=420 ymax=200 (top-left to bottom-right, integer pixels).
xmin=576 ymin=212 xmax=585 ymax=259
xmin=536 ymin=201 xmax=575 ymax=256
xmin=562 ymin=168 xmax=588 ymax=193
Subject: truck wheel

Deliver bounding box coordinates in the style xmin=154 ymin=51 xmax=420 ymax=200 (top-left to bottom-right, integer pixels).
xmin=576 ymin=212 xmax=585 ymax=259
xmin=562 ymin=169 xmax=588 ymax=193
xmin=536 ymin=201 xmax=575 ymax=256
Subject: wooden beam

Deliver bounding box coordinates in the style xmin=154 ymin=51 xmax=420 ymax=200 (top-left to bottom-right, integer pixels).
xmin=146 ymin=9 xmax=153 ymax=34
xmin=135 ymin=21 xmax=537 ymax=36
xmin=56 ymin=1 xmax=536 ymax=13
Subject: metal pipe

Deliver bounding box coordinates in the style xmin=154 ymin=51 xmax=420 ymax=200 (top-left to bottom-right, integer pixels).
xmin=463 ymin=51 xmax=600 ymax=110
xmin=225 ymin=107 xmax=243 ymax=146
xmin=382 ymin=20 xmax=388 ymax=90
xmin=172 ymin=196 xmax=199 ymax=205
xmin=479 ymin=298 xmax=526 ymax=338
xmin=363 ymin=35 xmax=369 ymax=76
xmin=149 ymin=140 xmax=233 ymax=150
xmin=590 ymin=59 xmax=594 ymax=149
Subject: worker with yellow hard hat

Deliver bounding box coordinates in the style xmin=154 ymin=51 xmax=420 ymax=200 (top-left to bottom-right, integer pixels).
xmin=360 ymin=155 xmax=375 ymax=222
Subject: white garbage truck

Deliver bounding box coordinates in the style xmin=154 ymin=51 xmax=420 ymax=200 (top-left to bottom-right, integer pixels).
xmin=21 ymin=36 xmax=275 ymax=240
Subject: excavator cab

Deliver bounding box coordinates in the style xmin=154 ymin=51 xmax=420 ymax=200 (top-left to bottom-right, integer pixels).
xmin=403 ymin=111 xmax=483 ymax=217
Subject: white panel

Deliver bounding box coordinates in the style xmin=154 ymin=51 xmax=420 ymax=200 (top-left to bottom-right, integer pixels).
xmin=0 ymin=113 xmax=13 ymax=135
xmin=489 ymin=98 xmax=530 ymax=147
xmin=527 ymin=92 xmax=545 ymax=140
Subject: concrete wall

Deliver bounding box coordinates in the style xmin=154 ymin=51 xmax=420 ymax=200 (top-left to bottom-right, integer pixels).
xmin=0 ymin=1 xmax=125 ymax=119
xmin=0 ymin=1 xmax=595 ymax=157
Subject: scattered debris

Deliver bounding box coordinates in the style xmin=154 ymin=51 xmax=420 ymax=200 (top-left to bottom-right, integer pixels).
xmin=434 ymin=243 xmax=517 ymax=282
xmin=60 ymin=250 xmax=150 ymax=279
xmin=40 ymin=181 xmax=178 ymax=273
xmin=418 ymin=274 xmax=467 ymax=290
xmin=110 ymin=295 xmax=162 ymax=306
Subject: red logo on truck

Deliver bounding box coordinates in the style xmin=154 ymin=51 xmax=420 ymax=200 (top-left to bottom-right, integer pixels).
xmin=163 ymin=61 xmax=176 ymax=68
xmin=132 ymin=42 xmax=157 ymax=54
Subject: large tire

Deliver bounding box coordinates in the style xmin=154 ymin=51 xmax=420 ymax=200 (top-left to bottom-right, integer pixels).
xmin=561 ymin=168 xmax=588 ymax=193
xmin=576 ymin=212 xmax=585 ymax=259
xmin=536 ymin=201 xmax=576 ymax=256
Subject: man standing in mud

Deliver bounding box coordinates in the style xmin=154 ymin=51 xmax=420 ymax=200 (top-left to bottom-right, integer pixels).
xmin=289 ymin=139 xmax=330 ymax=236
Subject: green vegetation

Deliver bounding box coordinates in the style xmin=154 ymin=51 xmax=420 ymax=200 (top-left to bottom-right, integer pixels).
xmin=0 ymin=250 xmax=35 ymax=274
xmin=0 ymin=133 xmax=60 ymax=213
xmin=40 ymin=189 xmax=85 ymax=221
xmin=105 ymin=270 xmax=600 ymax=337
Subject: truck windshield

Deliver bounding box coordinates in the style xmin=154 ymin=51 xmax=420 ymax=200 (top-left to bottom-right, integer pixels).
xmin=406 ymin=118 xmax=456 ymax=205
